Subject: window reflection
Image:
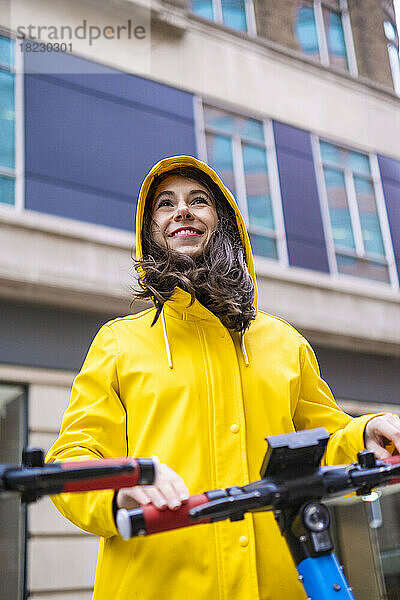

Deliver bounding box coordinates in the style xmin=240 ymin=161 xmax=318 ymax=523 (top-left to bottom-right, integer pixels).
xmin=0 ymin=174 xmax=15 ymax=205
xmin=221 ymin=0 xmax=247 ymax=31
xmin=384 ymin=18 xmax=400 ymax=95
xmin=324 ymin=8 xmax=348 ymax=69
xmin=295 ymin=3 xmax=320 ymax=59
xmin=249 ymin=233 xmax=278 ymax=260
xmin=191 ymin=0 xmax=214 ymax=21
xmin=206 ymin=133 xmax=236 ymax=195
xmin=295 ymin=1 xmax=350 ymax=71
xmin=242 ymin=144 xmax=274 ymax=231
xmin=191 ymin=0 xmax=249 ymax=33
xmin=336 ymin=255 xmax=390 ymax=283
xmin=324 ymin=168 xmax=355 ymax=250
xmin=0 ymin=71 xmax=15 ymax=171
xmin=204 ymin=104 xmax=282 ymax=260
xmin=319 ymin=139 xmax=390 ymax=283
xmin=0 ymin=35 xmax=16 ymax=207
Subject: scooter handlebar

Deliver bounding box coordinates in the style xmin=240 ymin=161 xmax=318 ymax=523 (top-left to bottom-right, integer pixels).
xmin=116 ymin=454 xmax=400 ymax=540
xmin=2 ymin=457 xmax=156 ymax=499
xmin=117 ymin=493 xmax=213 ymax=539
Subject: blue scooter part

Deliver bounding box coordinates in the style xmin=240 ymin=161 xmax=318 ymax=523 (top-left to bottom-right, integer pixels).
xmin=298 ymin=553 xmax=355 ymax=600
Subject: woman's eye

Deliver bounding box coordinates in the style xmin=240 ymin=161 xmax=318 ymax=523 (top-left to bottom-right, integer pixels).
xmin=192 ymin=197 xmax=208 ymax=205
xmin=157 ymin=199 xmax=173 ymax=208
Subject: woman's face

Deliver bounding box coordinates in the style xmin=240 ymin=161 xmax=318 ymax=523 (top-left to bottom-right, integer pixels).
xmin=151 ymin=175 xmax=218 ymax=258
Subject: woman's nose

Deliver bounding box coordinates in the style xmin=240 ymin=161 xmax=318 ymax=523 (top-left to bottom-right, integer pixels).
xmin=174 ymin=204 xmax=193 ymax=221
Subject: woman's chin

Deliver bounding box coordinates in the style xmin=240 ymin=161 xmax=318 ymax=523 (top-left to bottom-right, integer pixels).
xmin=171 ymin=242 xmax=204 ymax=258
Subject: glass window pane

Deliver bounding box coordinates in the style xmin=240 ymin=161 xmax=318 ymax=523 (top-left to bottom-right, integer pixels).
xmin=204 ymin=105 xmax=263 ymax=142
xmin=0 ymin=70 xmax=15 ymax=170
xmin=320 ymin=142 xmax=370 ymax=175
xmin=206 ymin=133 xmax=236 ymax=195
xmin=354 ymin=177 xmax=385 ymax=256
xmin=348 ymin=151 xmax=371 ymax=176
xmin=0 ymin=174 xmax=15 ymax=205
xmin=323 ymin=9 xmax=348 ymax=70
xmin=204 ymin=105 xmax=236 ymax=134
xmin=324 ymin=168 xmax=355 ymax=249
xmin=295 ymin=4 xmax=320 ymax=59
xmin=376 ymin=487 xmax=400 ymax=597
xmin=249 ymin=233 xmax=278 ymax=259
xmin=320 ymin=140 xmax=342 ymax=166
xmin=0 ymin=36 xmax=14 ymax=69
xmin=336 ymin=254 xmax=390 ymax=283
xmin=191 ymin=0 xmax=214 ymax=21
xmin=238 ymin=118 xmax=264 ymax=142
xmin=242 ymin=144 xmax=274 ymax=230
xmin=221 ymin=0 xmax=247 ymax=31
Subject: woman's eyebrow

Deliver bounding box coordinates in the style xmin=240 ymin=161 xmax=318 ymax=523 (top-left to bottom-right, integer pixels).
xmin=190 ymin=189 xmax=209 ymax=195
xmin=154 ymin=190 xmax=174 ymax=203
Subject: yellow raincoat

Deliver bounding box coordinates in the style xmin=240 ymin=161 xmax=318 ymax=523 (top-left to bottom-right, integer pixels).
xmin=47 ymin=156 xmax=377 ymax=600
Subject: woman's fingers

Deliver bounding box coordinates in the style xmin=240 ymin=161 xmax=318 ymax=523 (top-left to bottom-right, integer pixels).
xmin=365 ymin=414 xmax=400 ymax=457
xmin=155 ymin=463 xmax=190 ymax=504
xmin=116 ymin=485 xmax=150 ymax=510
xmin=116 ymin=461 xmax=190 ymax=511
xmin=365 ymin=438 xmax=392 ymax=460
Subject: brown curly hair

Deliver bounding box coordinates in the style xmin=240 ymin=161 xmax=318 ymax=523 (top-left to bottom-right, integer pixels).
xmin=132 ymin=166 xmax=256 ymax=333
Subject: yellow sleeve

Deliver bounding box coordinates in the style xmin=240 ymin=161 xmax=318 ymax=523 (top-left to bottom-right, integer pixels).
xmin=46 ymin=324 xmax=127 ymax=537
xmin=293 ymin=341 xmax=381 ymax=466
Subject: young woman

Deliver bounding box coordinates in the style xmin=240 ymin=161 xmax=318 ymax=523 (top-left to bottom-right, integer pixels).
xmin=47 ymin=155 xmax=400 ymax=600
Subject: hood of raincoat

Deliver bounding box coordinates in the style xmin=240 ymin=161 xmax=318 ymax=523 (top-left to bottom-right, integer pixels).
xmin=135 ymin=155 xmax=258 ymax=312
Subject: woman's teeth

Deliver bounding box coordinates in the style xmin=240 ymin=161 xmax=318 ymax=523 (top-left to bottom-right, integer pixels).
xmin=172 ymin=230 xmax=201 ymax=237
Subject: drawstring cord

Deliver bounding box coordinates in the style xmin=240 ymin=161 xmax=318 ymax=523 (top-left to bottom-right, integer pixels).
xmin=241 ymin=332 xmax=250 ymax=367
xmin=160 ymin=304 xmax=249 ymax=369
xmin=161 ymin=306 xmax=173 ymax=370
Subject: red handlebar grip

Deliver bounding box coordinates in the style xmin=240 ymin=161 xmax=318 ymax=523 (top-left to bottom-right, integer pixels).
xmin=383 ymin=455 xmax=400 ymax=485
xmin=382 ymin=455 xmax=400 ymax=465
xmin=144 ymin=494 xmax=211 ymax=535
xmin=62 ymin=458 xmax=141 ymax=493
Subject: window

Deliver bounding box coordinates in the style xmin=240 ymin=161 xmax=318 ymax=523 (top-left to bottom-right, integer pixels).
xmin=384 ymin=19 xmax=400 ymax=95
xmin=295 ymin=0 xmax=356 ymax=73
xmin=330 ymin=484 xmax=400 ymax=600
xmin=314 ymin=138 xmax=397 ymax=285
xmin=0 ymin=384 xmax=27 ymax=600
xmin=0 ymin=34 xmax=17 ymax=206
xmin=196 ymin=101 xmax=287 ymax=262
xmin=190 ymin=0 xmax=256 ymax=34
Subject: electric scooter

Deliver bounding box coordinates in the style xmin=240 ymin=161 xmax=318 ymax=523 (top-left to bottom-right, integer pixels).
xmin=116 ymin=427 xmax=400 ymax=600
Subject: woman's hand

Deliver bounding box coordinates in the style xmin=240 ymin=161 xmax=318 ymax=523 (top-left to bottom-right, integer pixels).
xmin=364 ymin=414 xmax=400 ymax=459
xmin=116 ymin=460 xmax=190 ymax=511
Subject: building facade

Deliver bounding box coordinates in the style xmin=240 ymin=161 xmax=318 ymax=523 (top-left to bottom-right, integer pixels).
xmin=1 ymin=0 xmax=400 ymax=598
